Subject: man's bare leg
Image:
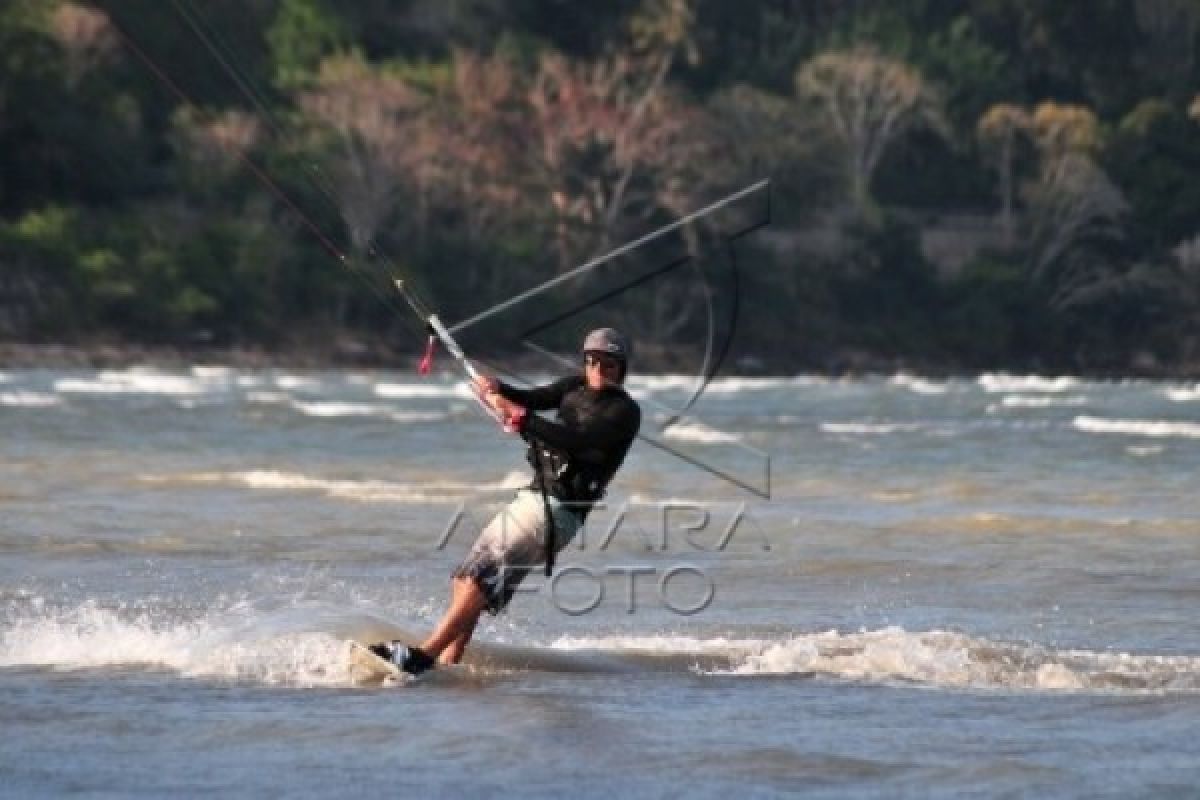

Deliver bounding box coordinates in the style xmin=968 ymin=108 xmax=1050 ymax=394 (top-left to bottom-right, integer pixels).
xmin=419 ymin=576 xmax=487 ymax=664
xmin=438 ymin=612 xmax=480 ymax=665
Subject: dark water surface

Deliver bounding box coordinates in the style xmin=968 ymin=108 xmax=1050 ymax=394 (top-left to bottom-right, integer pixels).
xmin=2 ymin=367 xmax=1199 ymax=797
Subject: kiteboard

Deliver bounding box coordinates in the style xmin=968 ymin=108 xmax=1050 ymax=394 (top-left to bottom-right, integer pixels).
xmin=348 ymin=640 xmax=418 ymax=685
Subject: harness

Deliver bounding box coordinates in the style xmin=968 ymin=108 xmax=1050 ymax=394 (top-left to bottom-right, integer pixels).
xmin=529 ymin=444 xmax=558 ymax=577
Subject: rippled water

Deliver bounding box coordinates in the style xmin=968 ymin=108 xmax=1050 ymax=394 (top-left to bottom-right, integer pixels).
xmin=2 ymin=366 xmax=1200 ymax=797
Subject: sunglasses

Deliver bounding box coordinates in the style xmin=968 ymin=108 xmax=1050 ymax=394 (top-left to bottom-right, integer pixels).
xmin=584 ymin=353 xmax=621 ymax=370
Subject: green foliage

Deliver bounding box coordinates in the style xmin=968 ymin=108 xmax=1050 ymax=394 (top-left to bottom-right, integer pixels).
xmin=687 ymin=1 xmax=818 ymax=94
xmin=1105 ymin=99 xmax=1200 ymax=248
xmin=380 ymin=57 xmax=452 ymax=94
xmin=826 ymin=215 xmax=946 ymax=356
xmin=943 ymin=256 xmax=1049 ymax=366
xmin=267 ymin=0 xmax=348 ymax=90
xmin=919 ymin=15 xmax=1012 ymax=126
xmin=0 ymin=1 xmax=1198 ymax=371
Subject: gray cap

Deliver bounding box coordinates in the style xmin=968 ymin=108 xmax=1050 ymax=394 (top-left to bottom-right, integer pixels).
xmin=582 ymin=327 xmax=631 ymax=361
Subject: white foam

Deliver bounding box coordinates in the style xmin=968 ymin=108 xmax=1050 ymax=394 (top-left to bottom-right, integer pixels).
xmin=0 ymin=391 xmax=62 ymax=408
xmin=1073 ymin=416 xmax=1200 ymax=439
xmin=7 ymin=604 xmax=1200 ymax=692
xmin=726 ymin=629 xmax=971 ymax=684
xmin=287 ymin=401 xmax=447 ymax=423
xmin=997 ymin=395 xmax=1088 ymax=408
xmin=821 ymin=422 xmax=921 ymax=435
xmin=0 ymin=371 xmax=10 ymax=383
xmin=987 ymin=395 xmax=1090 ymax=412
xmin=374 ymin=382 xmax=472 ymax=399
xmin=979 ymin=374 xmax=1079 ymax=393
xmin=290 ymin=401 xmax=379 ymax=416
xmin=627 ymin=375 xmax=697 ymax=392
xmin=1127 ymin=445 xmax=1164 ymax=457
xmin=629 ymin=375 xmax=823 ymax=394
xmin=273 ymin=375 xmax=319 ymax=391
xmin=553 ymin=634 xmax=765 ymax=659
xmin=145 ymin=468 xmax=527 ymax=502
xmin=191 ymin=366 xmax=233 ymax=378
xmin=626 ymin=494 xmax=741 ymax=507
xmin=553 ymin=627 xmax=1200 ymax=692
xmin=55 ymin=369 xmax=219 ymax=396
xmin=661 ymin=422 xmax=741 ymax=444
xmin=245 ymin=391 xmax=291 ymax=405
xmin=0 ymin=601 xmax=352 ymax=687
xmin=1165 ymin=386 xmax=1200 ymax=403
xmin=704 ymin=377 xmax=821 ymax=393
xmin=890 ymin=374 xmax=950 ymax=395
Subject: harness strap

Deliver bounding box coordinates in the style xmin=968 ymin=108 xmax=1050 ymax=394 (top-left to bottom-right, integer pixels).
xmin=530 ymin=446 xmax=557 ymax=577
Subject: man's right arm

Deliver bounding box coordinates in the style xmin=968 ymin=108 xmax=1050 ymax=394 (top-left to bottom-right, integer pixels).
xmin=494 ymin=376 xmax=578 ymax=411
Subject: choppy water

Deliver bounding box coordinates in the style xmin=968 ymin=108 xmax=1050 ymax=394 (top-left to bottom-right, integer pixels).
xmin=3 ymin=366 xmax=1200 ymax=797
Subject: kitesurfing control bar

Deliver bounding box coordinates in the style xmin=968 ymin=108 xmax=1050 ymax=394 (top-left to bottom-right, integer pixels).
xmin=393 ymin=279 xmax=505 ymax=427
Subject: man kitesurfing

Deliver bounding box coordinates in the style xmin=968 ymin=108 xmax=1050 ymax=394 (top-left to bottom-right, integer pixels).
xmin=368 ymin=327 xmax=641 ymax=675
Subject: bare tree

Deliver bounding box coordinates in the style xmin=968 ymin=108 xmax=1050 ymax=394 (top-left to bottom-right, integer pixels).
xmin=299 ymin=55 xmax=427 ymax=261
xmin=976 ymin=103 xmax=1032 ymax=247
xmin=795 ymin=47 xmax=948 ymax=216
xmin=433 ymin=50 xmax=529 ymax=264
xmin=171 ymin=108 xmax=262 ymax=180
xmin=1019 ymin=100 xmax=1124 ymax=302
xmin=1024 ymin=152 xmax=1129 ymax=306
xmin=405 ymin=2 xmax=727 ymax=344
xmin=50 ymin=3 xmax=119 ymax=87
xmin=708 ymin=85 xmax=794 ymax=174
xmin=529 ymin=0 xmax=709 ymax=263
xmin=435 ymin=0 xmax=717 ymax=270
xmin=523 ymin=50 xmax=713 ymax=265
xmin=1030 ymin=101 xmax=1100 ymax=158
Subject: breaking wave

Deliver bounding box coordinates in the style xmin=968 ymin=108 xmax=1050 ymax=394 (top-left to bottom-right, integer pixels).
xmin=0 ymin=598 xmax=355 ymax=687
xmin=661 ymin=422 xmax=741 ymax=443
xmin=243 ymin=391 xmax=449 ymax=423
xmin=820 ymin=422 xmax=923 ymax=435
xmin=1073 ymin=416 xmax=1200 ymax=439
xmin=54 ymin=369 xmax=225 ymax=396
xmin=889 ymin=374 xmax=950 ymax=395
xmin=553 ymin=628 xmax=1200 ymax=693
xmin=1165 ymin=386 xmax=1200 ymax=403
xmin=5 ymin=593 xmax=1199 ymax=694
xmin=139 ymin=469 xmax=528 ymax=502
xmin=373 ymin=382 xmax=473 ymax=400
xmin=272 ymin=375 xmax=321 ymax=391
xmin=628 ymin=375 xmax=823 ymax=394
xmin=991 ymin=395 xmax=1088 ymax=409
xmin=0 ymin=391 xmax=62 ymax=408
xmin=979 ymin=374 xmax=1079 ymax=393
xmin=286 ymin=401 xmax=447 ymax=423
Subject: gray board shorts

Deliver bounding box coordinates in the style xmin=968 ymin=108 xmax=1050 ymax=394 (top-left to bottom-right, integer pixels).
xmin=453 ymin=489 xmax=583 ymax=613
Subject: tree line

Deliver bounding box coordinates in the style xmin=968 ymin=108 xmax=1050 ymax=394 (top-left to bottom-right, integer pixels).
xmin=2 ymin=0 xmax=1199 ymax=373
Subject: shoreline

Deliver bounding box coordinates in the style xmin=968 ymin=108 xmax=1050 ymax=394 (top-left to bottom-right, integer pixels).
xmin=2 ymin=341 xmax=1198 ymax=380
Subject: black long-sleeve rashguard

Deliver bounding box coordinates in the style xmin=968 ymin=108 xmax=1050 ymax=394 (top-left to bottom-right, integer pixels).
xmin=496 ymin=375 xmax=640 ymax=512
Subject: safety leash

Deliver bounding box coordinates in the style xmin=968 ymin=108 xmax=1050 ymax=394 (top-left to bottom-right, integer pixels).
xmin=393 ymin=279 xmax=505 ymax=427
